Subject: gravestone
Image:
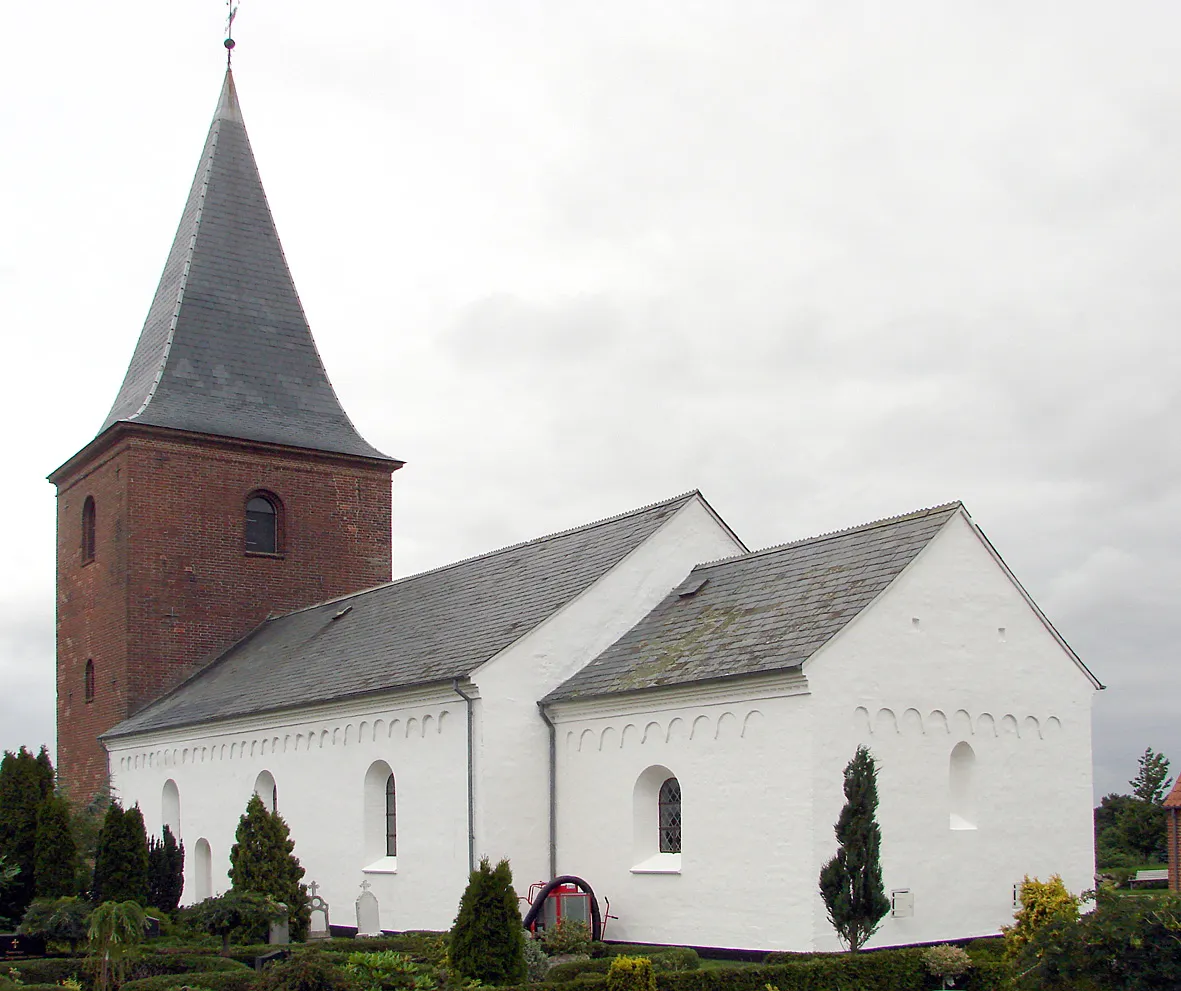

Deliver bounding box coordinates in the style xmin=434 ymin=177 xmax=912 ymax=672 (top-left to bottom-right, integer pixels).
xmin=0 ymin=934 xmax=45 ymax=960
xmin=307 ymin=881 xmax=331 ymax=940
xmin=268 ymin=902 xmax=290 ymax=945
xmin=355 ymin=880 xmax=382 ymax=937
xmin=144 ymin=917 xmax=162 ymax=939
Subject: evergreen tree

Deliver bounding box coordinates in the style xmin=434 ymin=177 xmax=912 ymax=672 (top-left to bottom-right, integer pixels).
xmin=1130 ymin=748 xmax=1172 ymax=805
xmin=34 ymin=793 xmax=77 ymax=897
xmin=450 ymin=856 xmax=527 ymax=985
xmin=818 ymin=746 xmax=890 ymax=951
xmin=147 ymin=825 xmax=185 ymax=912
xmin=0 ymin=746 xmax=55 ymax=921
xmin=229 ymin=794 xmax=310 ymax=940
xmin=92 ymin=802 xmax=149 ymax=905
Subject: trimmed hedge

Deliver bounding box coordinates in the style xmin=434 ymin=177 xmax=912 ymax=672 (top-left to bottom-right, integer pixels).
xmin=549 ymin=949 xmax=699 ymax=983
xmin=122 ymin=972 xmax=260 ymax=991
xmin=661 ymin=950 xmax=927 ymax=991
xmin=964 ymin=960 xmax=1008 ymax=990
xmin=2 ymin=959 xmax=90 ymax=986
xmin=548 ymin=959 xmax=611 ymax=982
xmin=127 ymin=955 xmax=252 ymax=980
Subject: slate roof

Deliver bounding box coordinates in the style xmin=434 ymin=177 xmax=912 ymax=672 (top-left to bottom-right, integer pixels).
xmin=99 ymin=70 xmax=393 ymax=462
xmin=104 ymin=492 xmax=701 ymax=738
xmin=546 ymin=503 xmax=963 ymax=702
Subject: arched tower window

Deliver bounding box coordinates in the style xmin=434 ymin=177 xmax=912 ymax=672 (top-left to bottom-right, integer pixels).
xmin=949 ymin=741 xmax=977 ymax=830
xmin=385 ymin=774 xmax=397 ymax=856
xmin=84 ymin=659 xmax=95 ymax=703
xmin=245 ymin=493 xmax=281 ymax=554
xmin=659 ymin=777 xmax=682 ymax=853
xmin=81 ymin=496 xmax=96 ymax=564
xmin=253 ymin=770 xmax=278 ymax=813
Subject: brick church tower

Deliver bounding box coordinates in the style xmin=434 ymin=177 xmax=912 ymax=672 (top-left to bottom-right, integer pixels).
xmin=49 ymin=70 xmax=401 ymax=801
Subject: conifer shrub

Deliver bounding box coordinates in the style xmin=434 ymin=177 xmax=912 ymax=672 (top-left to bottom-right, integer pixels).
xmin=229 ymin=797 xmax=310 ymax=942
xmin=19 ymin=896 xmax=92 ymax=951
xmin=34 ymin=793 xmax=78 ymax=898
xmin=605 ymin=957 xmax=654 ymax=991
xmin=449 ymin=857 xmax=527 ymax=986
xmin=147 ymin=828 xmax=185 ymax=914
xmin=0 ymin=746 xmax=56 ymax=923
xmin=92 ymin=804 xmax=150 ymax=906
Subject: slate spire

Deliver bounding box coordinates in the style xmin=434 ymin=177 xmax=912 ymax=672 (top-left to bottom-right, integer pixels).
xmin=100 ymin=69 xmax=393 ymax=462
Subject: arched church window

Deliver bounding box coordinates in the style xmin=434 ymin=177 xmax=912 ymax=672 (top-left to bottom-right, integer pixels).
xmin=245 ymin=493 xmax=280 ymax=554
xmin=659 ymin=777 xmax=682 ymax=853
xmin=949 ymin=741 xmax=977 ymax=830
xmin=81 ymin=496 xmax=96 ymax=564
xmin=385 ymin=773 xmax=397 ymax=856
xmin=84 ymin=659 xmax=95 ymax=703
xmin=254 ymin=770 xmax=278 ymax=813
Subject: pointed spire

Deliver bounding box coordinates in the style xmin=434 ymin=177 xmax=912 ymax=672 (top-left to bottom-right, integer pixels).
xmin=100 ymin=72 xmax=394 ymax=463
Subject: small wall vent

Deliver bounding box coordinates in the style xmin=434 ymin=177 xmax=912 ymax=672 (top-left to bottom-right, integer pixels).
xmin=890 ymin=888 xmax=914 ymax=918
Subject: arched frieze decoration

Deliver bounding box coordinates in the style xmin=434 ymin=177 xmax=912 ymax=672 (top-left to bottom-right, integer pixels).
xmin=564 ymin=731 xmax=574 ymax=750
xmin=373 ymin=720 xmax=385 ymax=741
xmin=853 ymin=706 xmax=871 ymax=735
xmin=1000 ymin=714 xmax=1019 ymax=737
xmin=621 ymin=724 xmax=638 ymax=748
xmin=358 ymin=721 xmax=369 ymax=743
xmin=901 ymin=708 xmax=923 ymax=735
xmin=666 ymin=717 xmax=687 ymax=744
xmin=332 ymin=727 xmax=341 ymax=746
xmin=438 ymin=709 xmax=451 ymax=732
xmin=976 ymin=713 xmax=996 ymax=737
xmin=642 ymin=721 xmax=663 ymax=745
xmin=1023 ymin=716 xmax=1042 ymax=739
xmin=261 ymin=739 xmax=269 ymax=756
xmin=928 ymin=710 xmax=949 ymax=734
xmin=344 ymin=724 xmax=355 ymax=746
xmin=874 ymin=708 xmax=898 ymax=735
xmin=388 ymin=719 xmax=401 ymax=740
xmin=715 ymin=711 xmax=738 ymax=740
xmin=230 ymin=743 xmax=238 ymax=759
xmin=599 ymin=726 xmax=617 ymax=751
xmin=295 ymin=734 xmax=304 ymax=751
xmin=422 ymin=714 xmax=434 ymax=737
xmin=578 ymin=728 xmax=596 ymax=752
xmin=741 ymin=710 xmax=764 ymax=739
xmin=1044 ymin=716 xmax=1062 ymax=738
xmin=405 ymin=717 xmax=420 ymax=739
xmin=691 ymin=714 xmax=712 ymax=740
xmin=182 ymin=748 xmax=189 ymax=764
xmin=952 ymin=709 xmax=973 ymax=737
xmin=319 ymin=730 xmax=330 ymax=749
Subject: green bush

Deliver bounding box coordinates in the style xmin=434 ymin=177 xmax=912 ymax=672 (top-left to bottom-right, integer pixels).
xmin=122 ymin=972 xmax=260 ymax=991
xmin=647 ymin=950 xmax=698 ymax=974
xmin=965 ymin=960 xmax=1008 ymax=991
xmin=449 ymin=858 xmax=526 ymax=986
xmin=606 ymin=957 xmax=654 ymax=991
xmin=546 ymin=959 xmax=608 ymax=983
xmin=19 ymin=896 xmax=92 ymax=951
xmin=256 ymin=951 xmax=354 ymax=991
xmin=343 ymin=950 xmax=436 ymax=991
xmin=656 ymin=949 xmax=927 ymax=991
xmin=9 ymin=957 xmax=95 ymax=987
xmin=125 ymin=955 xmax=252 ymax=980
xmin=542 ymin=920 xmax=592 ymax=957
xmin=523 ymin=938 xmax=550 ymax=983
xmin=229 ymin=797 xmax=310 ymax=943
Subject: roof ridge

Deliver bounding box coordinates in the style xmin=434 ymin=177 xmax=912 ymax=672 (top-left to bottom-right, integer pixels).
xmin=275 ymin=490 xmax=702 ymax=618
xmin=690 ymin=500 xmax=964 ymax=572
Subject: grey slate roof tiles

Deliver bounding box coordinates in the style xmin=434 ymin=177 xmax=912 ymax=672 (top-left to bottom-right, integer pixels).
xmin=100 ymin=70 xmax=393 ymax=462
xmin=545 ymin=502 xmax=963 ymax=702
xmin=104 ymin=493 xmax=699 ymax=738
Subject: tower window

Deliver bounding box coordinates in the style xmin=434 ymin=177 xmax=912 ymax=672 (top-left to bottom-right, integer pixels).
xmin=659 ymin=777 xmax=682 ymax=853
xmin=81 ymin=496 xmax=96 ymax=564
xmin=84 ymin=660 xmax=95 ymax=703
xmin=245 ymin=493 xmax=280 ymax=554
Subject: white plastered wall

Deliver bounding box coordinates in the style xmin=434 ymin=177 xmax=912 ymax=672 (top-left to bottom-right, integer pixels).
xmin=106 ymin=686 xmax=469 ymax=932
xmin=806 ymin=510 xmax=1098 ymax=950
xmin=549 ymin=674 xmax=813 ymax=951
xmin=470 ymin=496 xmax=746 ymax=896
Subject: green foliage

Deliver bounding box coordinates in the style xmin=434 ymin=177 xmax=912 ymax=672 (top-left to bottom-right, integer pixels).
xmin=34 ymin=794 xmax=78 ymax=898
xmin=922 ymin=945 xmax=972 ymax=989
xmin=1002 ymin=874 xmax=1080 ymax=962
xmin=540 ymin=920 xmax=592 ymax=957
xmin=546 ymin=960 xmax=607 ymax=983
xmin=817 ymin=746 xmax=890 ymax=951
xmin=523 ymin=938 xmax=550 ymax=983
xmin=256 ymin=951 xmax=354 ymax=991
xmin=92 ymin=805 xmax=150 ymax=906
xmin=0 ymin=746 xmax=56 ymax=923
xmin=121 ymin=973 xmax=259 ymax=991
xmin=88 ymin=900 xmax=148 ymax=991
xmin=70 ymin=785 xmax=113 ymax=896
xmin=606 ymin=958 xmax=654 ymax=991
xmin=19 ymin=896 xmax=92 ymax=950
xmin=1010 ymin=890 xmax=1181 ymax=990
xmin=344 ymin=950 xmax=436 ymax=991
xmin=1130 ymin=747 xmax=1172 ymax=804
xmin=449 ymin=857 xmax=527 ymax=986
xmin=189 ymin=891 xmax=285 ymax=955
xmin=228 ymin=796 xmax=309 ymax=942
xmin=1095 ymin=792 xmax=1168 ymax=867
xmin=656 ymin=950 xmax=927 ymax=991
xmin=146 ymin=828 xmax=184 ymax=914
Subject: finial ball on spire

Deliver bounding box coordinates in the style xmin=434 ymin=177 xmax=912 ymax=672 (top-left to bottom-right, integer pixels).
xmin=224 ymin=38 xmax=236 ymax=50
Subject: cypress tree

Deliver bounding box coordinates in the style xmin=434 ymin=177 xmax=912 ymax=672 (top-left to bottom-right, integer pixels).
xmin=818 ymin=746 xmax=890 ymax=951
xmin=0 ymin=746 xmax=55 ymax=922
xmin=147 ymin=825 xmax=185 ymax=912
xmin=450 ymin=856 xmax=527 ymax=985
xmin=34 ymin=792 xmax=77 ymax=897
xmin=92 ymin=802 xmax=149 ymax=905
xmin=229 ymin=794 xmax=309 ymax=940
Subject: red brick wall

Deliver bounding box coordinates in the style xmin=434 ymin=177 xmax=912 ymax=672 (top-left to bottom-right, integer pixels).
xmin=54 ymin=427 xmax=394 ymax=801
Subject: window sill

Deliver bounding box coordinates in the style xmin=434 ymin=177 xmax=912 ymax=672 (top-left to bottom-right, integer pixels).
xmin=362 ymin=857 xmax=398 ymax=874
xmin=81 ymin=558 xmax=95 ymax=567
xmin=949 ymin=815 xmax=977 ymax=831
xmin=630 ymin=853 xmax=681 ymax=875
xmin=245 ymin=551 xmax=285 ymax=559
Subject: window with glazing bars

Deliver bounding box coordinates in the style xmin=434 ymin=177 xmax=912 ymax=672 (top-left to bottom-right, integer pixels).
xmin=385 ymin=773 xmax=397 ymax=856
xmin=659 ymin=777 xmax=681 ymax=853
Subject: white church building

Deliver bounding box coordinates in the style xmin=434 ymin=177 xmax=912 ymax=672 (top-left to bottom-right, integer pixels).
xmin=105 ymin=490 xmax=1099 ymax=950
xmin=80 ymin=68 xmax=1099 ymax=952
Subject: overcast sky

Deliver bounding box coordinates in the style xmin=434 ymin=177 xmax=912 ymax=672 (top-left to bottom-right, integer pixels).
xmin=2 ymin=1 xmax=1178 ymax=801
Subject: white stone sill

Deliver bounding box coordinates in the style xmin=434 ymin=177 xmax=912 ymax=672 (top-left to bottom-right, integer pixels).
xmin=362 ymin=856 xmax=398 ymax=874
xmin=630 ymin=853 xmax=681 ymax=874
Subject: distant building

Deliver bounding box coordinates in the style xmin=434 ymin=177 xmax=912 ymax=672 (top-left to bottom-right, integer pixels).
xmin=54 ymin=68 xmax=1101 ymax=951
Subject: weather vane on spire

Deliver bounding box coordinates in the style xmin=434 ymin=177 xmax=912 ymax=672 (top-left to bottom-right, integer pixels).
xmin=224 ymin=0 xmax=239 ymax=66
